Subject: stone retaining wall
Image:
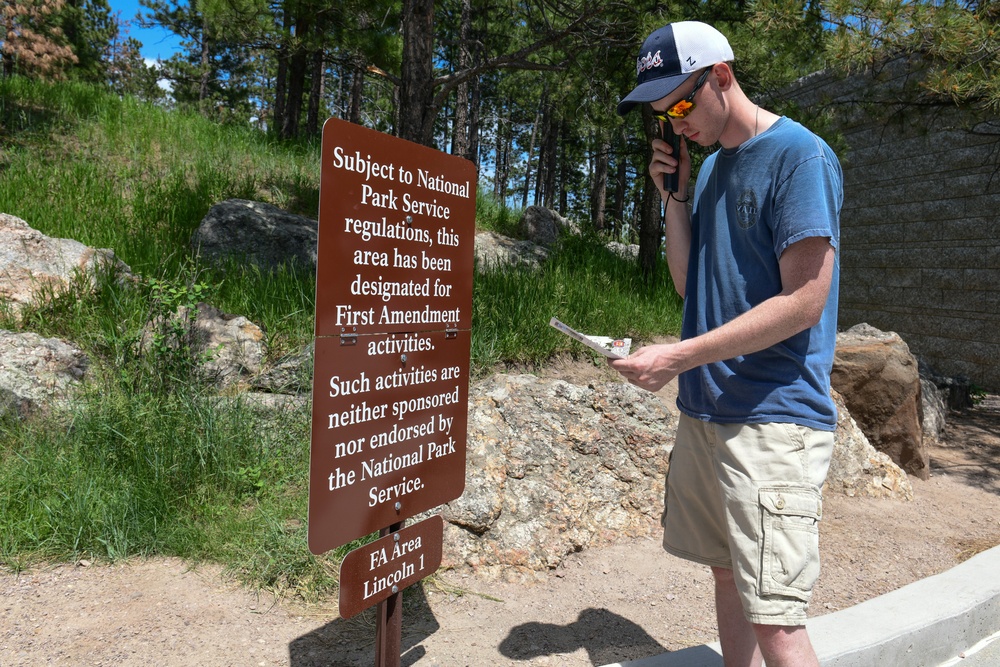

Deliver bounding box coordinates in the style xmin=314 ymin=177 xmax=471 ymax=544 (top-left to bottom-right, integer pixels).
xmin=782 ymin=63 xmax=1000 ymax=390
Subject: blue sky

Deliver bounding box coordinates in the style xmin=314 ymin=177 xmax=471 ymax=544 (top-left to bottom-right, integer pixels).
xmin=108 ymin=0 xmax=184 ymax=62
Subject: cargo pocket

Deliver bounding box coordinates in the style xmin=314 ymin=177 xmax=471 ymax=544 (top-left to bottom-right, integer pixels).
xmin=758 ymin=485 xmax=822 ymax=601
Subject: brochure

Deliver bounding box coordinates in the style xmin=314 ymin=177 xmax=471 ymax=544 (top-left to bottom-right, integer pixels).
xmin=549 ymin=317 xmax=631 ymax=359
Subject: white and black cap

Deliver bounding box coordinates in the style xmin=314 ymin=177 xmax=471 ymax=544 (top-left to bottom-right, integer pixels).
xmin=617 ymin=21 xmax=734 ymax=116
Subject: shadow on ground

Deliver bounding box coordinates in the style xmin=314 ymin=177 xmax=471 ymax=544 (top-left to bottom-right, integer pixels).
xmin=288 ymin=583 xmax=440 ymax=667
xmin=932 ymin=398 xmax=1000 ymax=495
xmin=500 ymin=607 xmax=668 ymax=665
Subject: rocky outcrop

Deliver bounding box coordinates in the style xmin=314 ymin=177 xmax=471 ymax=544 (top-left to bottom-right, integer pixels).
xmin=251 ymin=343 xmax=313 ymax=394
xmin=140 ymin=302 xmax=265 ymax=387
xmin=189 ymin=303 xmax=266 ymax=386
xmin=439 ymin=375 xmax=674 ymax=577
xmin=433 ymin=371 xmax=913 ymax=576
xmin=832 ymin=323 xmax=928 ymax=480
xmin=474 ymin=231 xmax=548 ymax=271
xmin=827 ymin=389 xmax=913 ymax=500
xmin=0 ymin=213 xmax=130 ymax=314
xmin=606 ymin=241 xmax=639 ymax=260
xmin=518 ymin=206 xmax=580 ymax=247
xmin=191 ymin=199 xmax=317 ymax=271
xmin=0 ymin=330 xmax=88 ymax=417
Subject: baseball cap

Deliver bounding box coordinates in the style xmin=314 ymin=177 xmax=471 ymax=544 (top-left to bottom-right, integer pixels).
xmin=617 ymin=21 xmax=734 ymax=116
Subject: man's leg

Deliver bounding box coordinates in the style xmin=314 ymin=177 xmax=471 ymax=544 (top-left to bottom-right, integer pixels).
xmin=712 ymin=567 xmax=761 ymax=667
xmin=752 ymin=623 xmax=819 ymax=667
xmin=713 ymin=566 xmax=820 ymax=667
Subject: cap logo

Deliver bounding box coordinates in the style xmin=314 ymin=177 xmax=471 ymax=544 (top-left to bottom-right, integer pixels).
xmin=686 ymin=56 xmax=695 ymax=66
xmin=636 ymin=50 xmax=663 ymax=76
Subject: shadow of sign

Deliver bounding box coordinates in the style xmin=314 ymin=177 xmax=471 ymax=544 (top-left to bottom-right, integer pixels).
xmin=499 ymin=607 xmax=668 ymax=666
xmin=288 ymin=583 xmax=440 ymax=667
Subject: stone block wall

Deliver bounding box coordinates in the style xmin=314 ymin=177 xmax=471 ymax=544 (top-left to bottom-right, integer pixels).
xmin=782 ymin=64 xmax=1000 ymax=390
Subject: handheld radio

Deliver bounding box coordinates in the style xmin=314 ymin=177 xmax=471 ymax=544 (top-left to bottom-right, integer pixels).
xmin=661 ymin=122 xmax=680 ymax=194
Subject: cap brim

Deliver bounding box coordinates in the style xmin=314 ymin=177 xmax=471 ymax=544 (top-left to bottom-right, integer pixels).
xmin=616 ymin=72 xmax=690 ymax=116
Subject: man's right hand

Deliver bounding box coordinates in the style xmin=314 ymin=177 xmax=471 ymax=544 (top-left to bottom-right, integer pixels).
xmin=650 ymin=123 xmax=690 ymax=202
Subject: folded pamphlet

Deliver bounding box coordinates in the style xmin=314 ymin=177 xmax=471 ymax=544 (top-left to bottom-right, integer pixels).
xmin=549 ymin=317 xmax=631 ymax=359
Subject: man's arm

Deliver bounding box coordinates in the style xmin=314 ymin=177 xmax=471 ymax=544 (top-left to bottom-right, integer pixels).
xmin=610 ymin=235 xmax=835 ymax=392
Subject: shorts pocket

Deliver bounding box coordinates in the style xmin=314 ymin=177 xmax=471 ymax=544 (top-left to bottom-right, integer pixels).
xmin=758 ymin=485 xmax=822 ymax=601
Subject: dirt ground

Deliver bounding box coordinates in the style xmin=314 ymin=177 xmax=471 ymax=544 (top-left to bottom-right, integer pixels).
xmin=2 ymin=375 xmax=999 ymax=667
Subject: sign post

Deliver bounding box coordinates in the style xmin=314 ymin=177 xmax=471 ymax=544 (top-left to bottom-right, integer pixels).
xmin=309 ymin=118 xmax=476 ymax=665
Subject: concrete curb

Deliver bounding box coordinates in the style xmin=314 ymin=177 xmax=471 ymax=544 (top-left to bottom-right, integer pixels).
xmin=602 ymin=544 xmax=1000 ymax=667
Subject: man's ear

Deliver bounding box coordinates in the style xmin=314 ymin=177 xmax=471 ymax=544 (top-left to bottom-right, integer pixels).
xmin=712 ymin=62 xmax=735 ymax=91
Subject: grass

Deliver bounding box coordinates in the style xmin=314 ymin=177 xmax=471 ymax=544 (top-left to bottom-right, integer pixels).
xmin=0 ymin=76 xmax=682 ymax=599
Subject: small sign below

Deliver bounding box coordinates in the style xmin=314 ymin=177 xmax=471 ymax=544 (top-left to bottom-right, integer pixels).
xmin=339 ymin=515 xmax=444 ymax=619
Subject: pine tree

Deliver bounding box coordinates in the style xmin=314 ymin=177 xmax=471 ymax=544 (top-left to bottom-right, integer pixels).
xmin=2 ymin=0 xmax=79 ymax=79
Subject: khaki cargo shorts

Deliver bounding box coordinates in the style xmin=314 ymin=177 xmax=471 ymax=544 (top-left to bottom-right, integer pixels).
xmin=662 ymin=414 xmax=834 ymax=626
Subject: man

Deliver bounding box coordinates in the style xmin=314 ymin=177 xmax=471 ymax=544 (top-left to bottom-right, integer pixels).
xmin=610 ymin=21 xmax=843 ymax=667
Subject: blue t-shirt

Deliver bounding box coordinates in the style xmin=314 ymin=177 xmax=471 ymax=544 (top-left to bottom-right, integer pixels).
xmin=677 ymin=117 xmax=843 ymax=431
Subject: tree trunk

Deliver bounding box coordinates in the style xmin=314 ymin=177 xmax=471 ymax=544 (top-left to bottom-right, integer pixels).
xmin=274 ymin=43 xmax=288 ymax=135
xmin=541 ymin=111 xmax=558 ymax=208
xmin=468 ymin=69 xmax=481 ymax=167
xmin=281 ymin=14 xmax=312 ymax=139
xmin=399 ymin=0 xmax=436 ymax=146
xmin=522 ymin=98 xmax=542 ymax=208
xmin=612 ymin=127 xmax=627 ymax=234
xmin=638 ymin=105 xmax=663 ymax=279
xmin=348 ymin=59 xmax=364 ymax=124
xmin=558 ymin=122 xmax=569 ymax=214
xmin=494 ymin=112 xmax=504 ymax=199
xmin=306 ymin=47 xmax=324 ymax=137
xmin=198 ymin=18 xmax=211 ymax=102
xmin=591 ymin=132 xmax=610 ymax=232
xmin=494 ymin=108 xmax=512 ymax=202
xmin=451 ymin=0 xmax=472 ymax=159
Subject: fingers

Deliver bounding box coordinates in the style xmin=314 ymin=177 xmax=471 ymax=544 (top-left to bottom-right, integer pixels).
xmin=649 ymin=139 xmax=681 ymax=178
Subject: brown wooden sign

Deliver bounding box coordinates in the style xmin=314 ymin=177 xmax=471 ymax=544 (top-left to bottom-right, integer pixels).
xmin=309 ymin=118 xmax=475 ymax=556
xmin=338 ymin=515 xmax=444 ymax=620
xmin=315 ymin=118 xmax=475 ymax=338
xmin=308 ymin=330 xmax=470 ymax=554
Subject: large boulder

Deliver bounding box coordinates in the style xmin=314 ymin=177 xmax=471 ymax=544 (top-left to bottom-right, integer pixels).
xmin=434 ymin=372 xmax=913 ymax=577
xmin=919 ymin=362 xmax=949 ymax=444
xmin=474 ymin=231 xmax=548 ymax=271
xmin=440 ymin=374 xmax=674 ymax=577
xmin=832 ymin=323 xmax=928 ymax=479
xmin=189 ymin=303 xmax=266 ymax=386
xmin=141 ymin=302 xmax=265 ymax=387
xmin=518 ymin=206 xmax=580 ymax=247
xmin=191 ymin=199 xmax=317 ymax=271
xmin=827 ymin=389 xmax=913 ymax=500
xmin=0 ymin=213 xmax=130 ymax=314
xmin=0 ymin=330 xmax=88 ymax=417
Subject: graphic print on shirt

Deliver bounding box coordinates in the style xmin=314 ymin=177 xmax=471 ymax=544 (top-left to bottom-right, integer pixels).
xmin=736 ymin=189 xmax=759 ymax=230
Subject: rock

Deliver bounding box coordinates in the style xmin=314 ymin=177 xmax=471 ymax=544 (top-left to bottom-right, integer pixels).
xmin=189 ymin=303 xmax=266 ymax=386
xmin=606 ymin=242 xmax=639 ymax=260
xmin=832 ymin=323 xmax=928 ymax=480
xmin=431 ymin=370 xmax=913 ymax=575
xmin=517 ymin=206 xmax=579 ymax=247
xmin=251 ymin=343 xmax=313 ymax=394
xmin=0 ymin=330 xmax=88 ymax=417
xmin=141 ymin=303 xmax=265 ymax=387
xmin=0 ymin=213 xmax=131 ymax=314
xmin=920 ymin=358 xmax=973 ymax=411
xmin=191 ymin=199 xmax=317 ymax=271
xmin=918 ymin=362 xmax=948 ymax=444
xmin=474 ymin=231 xmax=548 ymax=271
xmin=827 ymin=389 xmax=913 ymax=500
xmin=439 ymin=374 xmax=674 ymax=578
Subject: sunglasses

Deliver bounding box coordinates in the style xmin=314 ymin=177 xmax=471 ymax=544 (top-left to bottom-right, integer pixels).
xmin=652 ymin=68 xmax=711 ymax=121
